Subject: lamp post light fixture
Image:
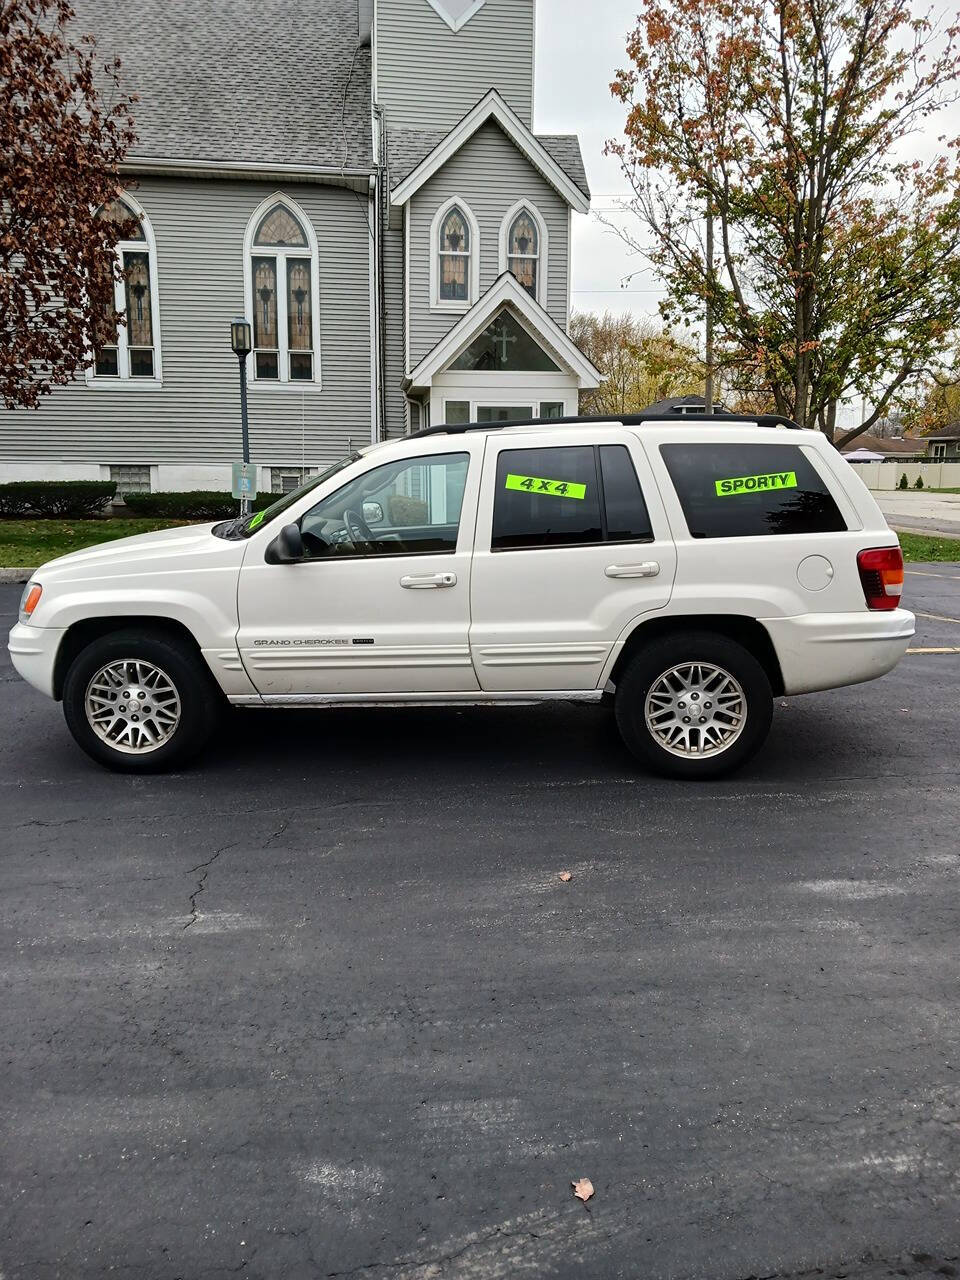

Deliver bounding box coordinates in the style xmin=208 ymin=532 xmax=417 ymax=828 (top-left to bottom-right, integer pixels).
xmin=230 ymin=318 xmax=253 ymax=515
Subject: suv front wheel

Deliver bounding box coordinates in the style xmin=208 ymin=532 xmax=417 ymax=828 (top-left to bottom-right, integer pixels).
xmin=614 ymin=630 xmax=773 ymax=780
xmin=62 ymin=629 xmax=223 ymax=773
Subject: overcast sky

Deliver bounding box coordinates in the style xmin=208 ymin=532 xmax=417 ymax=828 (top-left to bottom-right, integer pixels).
xmin=534 ymin=0 xmax=666 ymax=325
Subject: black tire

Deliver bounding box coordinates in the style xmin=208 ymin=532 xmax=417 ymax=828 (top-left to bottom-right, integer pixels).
xmin=62 ymin=628 xmax=223 ymax=773
xmin=614 ymin=630 xmax=773 ymax=780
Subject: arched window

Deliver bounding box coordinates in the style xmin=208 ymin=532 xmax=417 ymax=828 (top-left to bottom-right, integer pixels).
xmin=439 ymin=206 xmax=470 ymax=302
xmin=507 ymin=209 xmax=538 ymax=296
xmin=499 ymin=201 xmax=548 ymax=306
xmin=91 ymin=195 xmax=161 ymax=381
xmin=244 ymin=196 xmax=319 ymax=382
xmin=431 ymin=198 xmax=479 ymax=310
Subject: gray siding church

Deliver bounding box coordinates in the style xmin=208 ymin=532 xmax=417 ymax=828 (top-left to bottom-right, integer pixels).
xmin=0 ymin=0 xmax=598 ymax=496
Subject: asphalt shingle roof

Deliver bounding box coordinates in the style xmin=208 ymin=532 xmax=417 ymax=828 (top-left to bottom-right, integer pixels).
xmin=839 ymin=433 xmax=926 ymax=455
xmin=387 ymin=127 xmax=591 ymax=200
xmin=74 ymin=0 xmax=374 ymax=171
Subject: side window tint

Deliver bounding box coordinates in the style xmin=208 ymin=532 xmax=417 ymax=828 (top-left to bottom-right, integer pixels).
xmin=660 ymin=443 xmax=847 ymax=538
xmin=300 ymin=452 xmax=469 ymax=558
xmin=600 ymin=445 xmax=653 ymax=541
xmin=492 ymin=446 xmax=602 ymax=550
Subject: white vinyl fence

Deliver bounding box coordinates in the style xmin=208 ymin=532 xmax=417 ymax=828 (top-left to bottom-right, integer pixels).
xmin=845 ymin=460 xmax=960 ymax=490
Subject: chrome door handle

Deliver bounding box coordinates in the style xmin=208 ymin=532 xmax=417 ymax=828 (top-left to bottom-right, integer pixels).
xmin=399 ymin=571 xmax=457 ymax=589
xmin=605 ymin=561 xmax=660 ymax=579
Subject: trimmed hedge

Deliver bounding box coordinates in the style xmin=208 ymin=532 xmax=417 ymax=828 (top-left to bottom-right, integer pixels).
xmin=122 ymin=490 xmax=275 ymax=520
xmin=0 ymin=480 xmax=117 ymax=518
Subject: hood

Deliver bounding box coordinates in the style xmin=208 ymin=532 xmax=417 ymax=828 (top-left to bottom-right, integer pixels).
xmin=35 ymin=522 xmax=226 ymax=578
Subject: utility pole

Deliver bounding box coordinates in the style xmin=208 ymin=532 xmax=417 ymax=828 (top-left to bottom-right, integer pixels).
xmin=704 ymin=173 xmax=714 ymax=411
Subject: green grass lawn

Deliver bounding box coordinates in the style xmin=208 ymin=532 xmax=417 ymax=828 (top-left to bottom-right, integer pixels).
xmin=2 ymin=518 xmax=957 ymax=570
xmin=0 ymin=518 xmax=189 ymax=568
xmin=897 ymin=531 xmax=960 ymax=562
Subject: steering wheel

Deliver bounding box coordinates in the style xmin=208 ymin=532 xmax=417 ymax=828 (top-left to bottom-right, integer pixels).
xmin=342 ymin=507 xmax=374 ymax=552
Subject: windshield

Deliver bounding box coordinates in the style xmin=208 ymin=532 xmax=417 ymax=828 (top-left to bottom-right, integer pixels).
xmin=215 ymin=454 xmax=361 ymax=540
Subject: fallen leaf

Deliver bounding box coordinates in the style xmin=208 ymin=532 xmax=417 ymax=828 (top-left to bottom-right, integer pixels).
xmin=559 ymin=871 xmax=573 ymax=883
xmin=571 ymin=1178 xmax=594 ymax=1202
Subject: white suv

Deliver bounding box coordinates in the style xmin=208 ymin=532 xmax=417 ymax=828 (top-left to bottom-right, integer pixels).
xmin=8 ymin=413 xmax=914 ymax=779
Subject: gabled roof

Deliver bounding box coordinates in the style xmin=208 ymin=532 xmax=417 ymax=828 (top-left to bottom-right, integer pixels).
xmin=839 ymin=433 xmax=926 ymax=455
xmin=924 ymin=427 xmax=960 ymax=441
xmin=643 ymin=395 xmax=726 ymax=415
xmin=73 ymin=0 xmax=374 ymax=173
xmin=406 ymin=273 xmax=601 ymax=389
xmin=389 ymin=127 xmax=590 ymax=202
xmin=390 ymin=91 xmax=591 ymax=214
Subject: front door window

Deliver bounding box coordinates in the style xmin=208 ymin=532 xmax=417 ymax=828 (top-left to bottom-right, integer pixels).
xmin=298 ymin=453 xmax=470 ymax=559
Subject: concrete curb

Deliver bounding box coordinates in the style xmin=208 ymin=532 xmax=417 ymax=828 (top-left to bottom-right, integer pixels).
xmin=889 ymin=522 xmax=960 ymax=540
xmin=0 ymin=568 xmax=33 ymax=584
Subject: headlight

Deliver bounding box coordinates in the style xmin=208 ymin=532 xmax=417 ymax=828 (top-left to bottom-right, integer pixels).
xmin=18 ymin=581 xmax=42 ymax=623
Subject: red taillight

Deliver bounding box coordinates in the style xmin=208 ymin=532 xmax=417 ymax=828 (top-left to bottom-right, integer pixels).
xmin=857 ymin=546 xmax=904 ymax=611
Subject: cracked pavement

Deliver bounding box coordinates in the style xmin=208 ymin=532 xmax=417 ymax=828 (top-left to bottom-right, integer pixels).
xmin=2 ymin=571 xmax=960 ymax=1279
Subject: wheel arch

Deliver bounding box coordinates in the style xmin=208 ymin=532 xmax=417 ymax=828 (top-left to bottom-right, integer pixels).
xmin=608 ymin=614 xmax=785 ymax=697
xmin=52 ymin=616 xmax=206 ymax=701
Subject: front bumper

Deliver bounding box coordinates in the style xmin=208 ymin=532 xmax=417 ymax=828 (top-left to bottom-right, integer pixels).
xmin=7 ymin=623 xmax=67 ymax=700
xmin=761 ymin=608 xmax=915 ymax=695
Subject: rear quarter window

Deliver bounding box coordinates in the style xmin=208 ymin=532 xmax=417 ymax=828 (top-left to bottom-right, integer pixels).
xmin=660 ymin=442 xmax=847 ymax=538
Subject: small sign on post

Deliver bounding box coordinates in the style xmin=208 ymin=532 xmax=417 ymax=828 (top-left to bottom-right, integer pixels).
xmin=231 ymin=462 xmax=257 ymax=501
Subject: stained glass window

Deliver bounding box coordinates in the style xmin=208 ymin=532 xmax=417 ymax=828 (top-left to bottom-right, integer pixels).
xmin=507 ymin=209 xmax=539 ymax=297
xmin=253 ymin=256 xmax=279 ymax=379
xmin=255 ymin=204 xmax=308 ymax=247
xmin=449 ymin=312 xmax=560 ymax=372
xmin=247 ymin=200 xmax=316 ymax=382
xmin=439 ymin=206 xmax=470 ymax=302
xmin=97 ymin=198 xmax=145 ymax=240
xmin=92 ymin=195 xmax=158 ymax=380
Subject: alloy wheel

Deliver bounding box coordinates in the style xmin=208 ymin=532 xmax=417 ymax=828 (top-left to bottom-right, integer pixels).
xmin=84 ymin=658 xmax=182 ymax=755
xmin=644 ymin=661 xmax=747 ymax=758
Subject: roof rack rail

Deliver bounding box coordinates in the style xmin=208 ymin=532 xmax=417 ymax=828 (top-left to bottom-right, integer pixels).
xmin=410 ymin=410 xmax=803 ymax=439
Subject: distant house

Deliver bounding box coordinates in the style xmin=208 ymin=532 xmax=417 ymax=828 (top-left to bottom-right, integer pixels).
xmin=643 ymin=395 xmax=725 ymax=415
xmin=922 ymin=429 xmax=960 ymax=460
xmin=838 ymin=433 xmax=926 ymax=461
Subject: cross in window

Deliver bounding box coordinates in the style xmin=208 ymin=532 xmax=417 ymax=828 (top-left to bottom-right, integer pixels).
xmin=490 ymin=319 xmax=517 ymax=365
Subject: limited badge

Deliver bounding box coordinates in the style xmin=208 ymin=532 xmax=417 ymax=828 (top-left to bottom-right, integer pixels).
xmin=714 ymin=471 xmax=797 ymax=497
xmin=505 ymin=473 xmax=587 ymax=500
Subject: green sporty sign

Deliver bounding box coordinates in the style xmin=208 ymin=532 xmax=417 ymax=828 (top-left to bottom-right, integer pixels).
xmin=715 ymin=470 xmax=797 ymax=497
xmin=505 ymin=473 xmax=587 ymax=500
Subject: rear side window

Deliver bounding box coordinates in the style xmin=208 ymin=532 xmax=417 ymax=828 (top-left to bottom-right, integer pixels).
xmin=492 ymin=444 xmax=653 ymax=550
xmin=660 ymin=442 xmax=847 ymax=538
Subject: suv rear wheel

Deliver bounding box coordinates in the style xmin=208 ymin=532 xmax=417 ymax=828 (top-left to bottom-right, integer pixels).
xmin=614 ymin=630 xmax=773 ymax=779
xmin=62 ymin=629 xmax=222 ymax=773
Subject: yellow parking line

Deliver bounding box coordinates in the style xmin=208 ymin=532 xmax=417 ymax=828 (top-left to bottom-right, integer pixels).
xmin=906 ymin=569 xmax=960 ymax=580
xmin=915 ymin=610 xmax=960 ymax=626
xmin=907 ymin=646 xmax=960 ymax=654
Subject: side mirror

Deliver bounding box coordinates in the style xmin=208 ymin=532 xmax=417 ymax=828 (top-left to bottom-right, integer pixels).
xmin=362 ymin=501 xmax=384 ymax=525
xmin=264 ymin=522 xmax=305 ymax=564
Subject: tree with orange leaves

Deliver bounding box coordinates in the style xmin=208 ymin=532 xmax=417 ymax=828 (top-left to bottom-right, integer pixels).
xmin=608 ymin=0 xmax=960 ymax=444
xmin=0 ymin=0 xmax=136 ymax=410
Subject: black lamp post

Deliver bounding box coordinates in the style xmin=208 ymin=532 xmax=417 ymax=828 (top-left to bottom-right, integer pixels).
xmin=230 ymin=318 xmax=253 ymax=515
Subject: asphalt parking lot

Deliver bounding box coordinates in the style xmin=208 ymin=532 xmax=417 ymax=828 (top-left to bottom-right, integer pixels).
xmin=2 ymin=570 xmax=960 ymax=1280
